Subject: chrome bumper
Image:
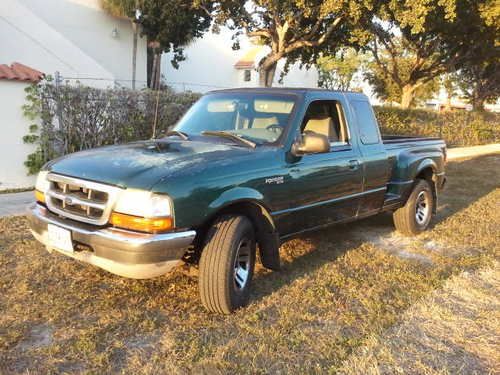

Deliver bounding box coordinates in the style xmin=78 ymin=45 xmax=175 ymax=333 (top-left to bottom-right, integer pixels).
xmin=27 ymin=203 xmax=196 ymax=279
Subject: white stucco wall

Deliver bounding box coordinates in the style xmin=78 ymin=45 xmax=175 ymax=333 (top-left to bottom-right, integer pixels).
xmin=0 ymin=0 xmax=147 ymax=88
xmin=162 ymin=30 xmax=243 ymax=92
xmin=162 ymin=29 xmax=320 ymax=93
xmin=0 ymin=81 xmax=36 ymax=190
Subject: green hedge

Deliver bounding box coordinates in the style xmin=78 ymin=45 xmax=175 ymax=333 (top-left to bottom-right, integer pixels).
xmin=374 ymin=106 xmax=500 ymax=147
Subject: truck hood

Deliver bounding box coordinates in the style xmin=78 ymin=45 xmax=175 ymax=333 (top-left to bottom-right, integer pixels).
xmin=46 ymin=140 xmax=253 ymax=190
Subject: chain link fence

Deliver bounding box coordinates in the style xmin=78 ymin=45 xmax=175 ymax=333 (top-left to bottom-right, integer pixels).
xmin=22 ymin=75 xmax=499 ymax=174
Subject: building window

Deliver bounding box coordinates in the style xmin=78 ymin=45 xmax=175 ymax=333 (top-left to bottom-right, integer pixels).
xmin=244 ymin=70 xmax=251 ymax=82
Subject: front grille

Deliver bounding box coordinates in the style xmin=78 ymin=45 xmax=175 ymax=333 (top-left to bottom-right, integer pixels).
xmin=46 ymin=173 xmax=121 ymax=225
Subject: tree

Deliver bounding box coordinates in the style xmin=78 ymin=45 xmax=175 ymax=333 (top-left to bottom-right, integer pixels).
xmin=102 ymin=0 xmax=211 ymax=89
xmin=364 ymin=37 xmax=441 ymax=107
xmin=365 ymin=0 xmax=499 ymax=109
xmin=207 ymin=1 xmax=380 ymax=87
xmin=452 ymin=0 xmax=499 ymax=110
xmin=364 ymin=0 xmax=457 ymax=108
xmin=454 ymin=60 xmax=500 ymax=111
xmin=316 ymin=49 xmax=364 ymax=91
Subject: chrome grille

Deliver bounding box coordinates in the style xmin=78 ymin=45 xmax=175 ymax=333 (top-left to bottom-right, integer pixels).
xmin=46 ymin=173 xmax=122 ymax=225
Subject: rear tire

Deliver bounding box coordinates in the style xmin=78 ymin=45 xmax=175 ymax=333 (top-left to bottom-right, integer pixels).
xmin=393 ymin=179 xmax=434 ymax=236
xmin=199 ymin=215 xmax=256 ymax=314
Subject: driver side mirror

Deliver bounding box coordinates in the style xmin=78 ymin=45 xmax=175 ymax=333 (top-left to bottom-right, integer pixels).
xmin=291 ymin=132 xmax=330 ymax=155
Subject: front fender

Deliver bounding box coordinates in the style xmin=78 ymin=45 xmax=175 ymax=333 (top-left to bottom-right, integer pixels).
xmin=209 ymin=187 xmax=265 ymax=211
xmin=207 ymin=187 xmax=280 ymax=270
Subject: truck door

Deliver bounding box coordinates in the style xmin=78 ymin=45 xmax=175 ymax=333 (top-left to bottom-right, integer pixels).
xmin=276 ymin=98 xmax=363 ymax=235
xmin=349 ymin=99 xmax=390 ymax=216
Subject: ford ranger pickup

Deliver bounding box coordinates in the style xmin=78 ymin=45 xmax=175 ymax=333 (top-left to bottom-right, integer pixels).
xmin=28 ymin=88 xmax=446 ymax=314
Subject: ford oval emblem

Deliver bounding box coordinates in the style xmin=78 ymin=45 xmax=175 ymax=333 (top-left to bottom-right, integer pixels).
xmin=64 ymin=197 xmax=73 ymax=205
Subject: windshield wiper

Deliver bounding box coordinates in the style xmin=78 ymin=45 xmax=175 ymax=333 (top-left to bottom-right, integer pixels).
xmin=201 ymin=131 xmax=256 ymax=148
xmin=165 ymin=130 xmax=189 ymax=140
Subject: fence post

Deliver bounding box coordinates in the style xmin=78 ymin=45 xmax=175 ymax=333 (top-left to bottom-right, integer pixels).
xmin=54 ymin=71 xmax=66 ymax=154
xmin=152 ymin=88 xmax=160 ymax=138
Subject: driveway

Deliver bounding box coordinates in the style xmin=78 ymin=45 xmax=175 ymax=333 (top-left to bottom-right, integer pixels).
xmin=0 ymin=191 xmax=33 ymax=217
xmin=447 ymin=143 xmax=500 ymax=160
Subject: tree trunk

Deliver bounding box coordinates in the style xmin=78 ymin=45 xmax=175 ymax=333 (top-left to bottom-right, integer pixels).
xmin=154 ymin=52 xmax=162 ymax=90
xmin=150 ymin=51 xmax=162 ymax=90
xmin=400 ymin=85 xmax=415 ymax=109
xmin=131 ymin=22 xmax=138 ymax=89
xmin=259 ymin=61 xmax=277 ymax=87
xmin=471 ymin=85 xmax=486 ymax=111
xmin=444 ymin=95 xmax=452 ymax=111
xmin=150 ymin=53 xmax=158 ymax=90
xmin=472 ymin=96 xmax=486 ymax=111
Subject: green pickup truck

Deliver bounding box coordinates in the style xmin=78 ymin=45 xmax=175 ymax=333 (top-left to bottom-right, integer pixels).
xmin=28 ymin=88 xmax=446 ymax=314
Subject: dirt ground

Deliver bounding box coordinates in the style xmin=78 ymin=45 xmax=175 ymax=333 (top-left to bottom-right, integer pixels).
xmin=0 ymin=155 xmax=499 ymax=374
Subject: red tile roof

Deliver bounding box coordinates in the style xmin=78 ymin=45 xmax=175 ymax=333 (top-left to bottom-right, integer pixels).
xmin=0 ymin=62 xmax=44 ymax=83
xmin=234 ymin=60 xmax=255 ymax=69
xmin=234 ymin=47 xmax=263 ymax=69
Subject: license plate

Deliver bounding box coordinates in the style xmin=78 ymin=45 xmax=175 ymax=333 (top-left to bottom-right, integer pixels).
xmin=47 ymin=224 xmax=73 ymax=252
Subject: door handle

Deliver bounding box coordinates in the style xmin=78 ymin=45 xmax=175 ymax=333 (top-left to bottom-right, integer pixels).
xmin=348 ymin=160 xmax=361 ymax=170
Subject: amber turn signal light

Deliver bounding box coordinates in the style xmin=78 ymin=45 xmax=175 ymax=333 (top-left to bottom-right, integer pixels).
xmin=35 ymin=190 xmax=45 ymax=204
xmin=109 ymin=212 xmax=173 ymax=233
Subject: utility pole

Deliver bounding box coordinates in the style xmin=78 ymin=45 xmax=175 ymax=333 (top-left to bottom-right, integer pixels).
xmin=54 ymin=71 xmax=66 ymax=154
xmin=132 ymin=5 xmax=141 ymax=90
xmin=132 ymin=22 xmax=137 ymax=90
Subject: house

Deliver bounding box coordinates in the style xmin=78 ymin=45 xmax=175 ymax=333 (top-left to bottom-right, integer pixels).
xmin=0 ymin=0 xmax=148 ymax=190
xmin=162 ymin=29 xmax=319 ymax=93
xmin=0 ymin=0 xmax=147 ymax=88
xmin=425 ymin=88 xmax=500 ymax=112
xmin=0 ymin=63 xmax=43 ymax=190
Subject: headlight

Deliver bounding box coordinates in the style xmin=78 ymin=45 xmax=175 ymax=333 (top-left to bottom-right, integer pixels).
xmin=110 ymin=190 xmax=174 ymax=233
xmin=113 ymin=190 xmax=172 ymax=217
xmin=35 ymin=170 xmax=50 ymax=203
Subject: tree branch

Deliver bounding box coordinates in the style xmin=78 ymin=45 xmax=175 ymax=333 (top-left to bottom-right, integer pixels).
xmin=367 ymin=39 xmax=403 ymax=87
xmin=247 ymin=29 xmax=273 ymax=38
xmin=284 ymin=16 xmax=342 ymax=54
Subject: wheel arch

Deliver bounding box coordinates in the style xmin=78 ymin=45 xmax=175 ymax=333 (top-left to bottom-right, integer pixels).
xmin=413 ymin=160 xmax=438 ymax=214
xmin=195 ymin=195 xmax=280 ymax=271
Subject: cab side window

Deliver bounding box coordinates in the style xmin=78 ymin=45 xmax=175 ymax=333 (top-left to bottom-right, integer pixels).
xmin=301 ymin=100 xmax=349 ymax=146
xmin=351 ymin=100 xmax=380 ymax=145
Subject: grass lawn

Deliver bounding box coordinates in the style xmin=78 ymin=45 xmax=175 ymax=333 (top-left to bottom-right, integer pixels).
xmin=0 ymin=155 xmax=498 ymax=374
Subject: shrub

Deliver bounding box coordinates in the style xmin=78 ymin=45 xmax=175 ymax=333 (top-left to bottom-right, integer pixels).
xmin=22 ymin=80 xmax=200 ymax=174
xmin=374 ymin=106 xmax=499 ymax=147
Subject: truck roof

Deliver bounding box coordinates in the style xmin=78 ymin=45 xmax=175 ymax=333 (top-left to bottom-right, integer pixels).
xmin=208 ymin=87 xmax=368 ymax=98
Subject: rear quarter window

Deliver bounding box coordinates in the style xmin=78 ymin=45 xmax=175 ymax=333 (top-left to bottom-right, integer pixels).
xmin=351 ymin=100 xmax=380 ymax=145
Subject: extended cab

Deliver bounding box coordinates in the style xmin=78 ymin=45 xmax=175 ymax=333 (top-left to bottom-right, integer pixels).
xmin=28 ymin=88 xmax=446 ymax=314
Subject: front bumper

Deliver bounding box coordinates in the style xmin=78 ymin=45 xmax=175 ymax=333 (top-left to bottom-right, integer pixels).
xmin=27 ymin=203 xmax=196 ymax=279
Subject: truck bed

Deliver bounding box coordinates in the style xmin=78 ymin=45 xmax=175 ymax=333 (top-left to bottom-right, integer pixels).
xmin=380 ymin=135 xmax=446 ymax=211
xmin=382 ymin=134 xmax=441 ymax=144
xmin=382 ymin=135 xmax=445 ymax=153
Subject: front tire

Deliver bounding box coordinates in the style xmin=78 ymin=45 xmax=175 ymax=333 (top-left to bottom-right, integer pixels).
xmin=199 ymin=215 xmax=256 ymax=314
xmin=393 ymin=179 xmax=434 ymax=236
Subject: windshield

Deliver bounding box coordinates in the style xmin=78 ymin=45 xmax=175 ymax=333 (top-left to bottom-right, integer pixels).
xmin=174 ymin=93 xmax=297 ymax=145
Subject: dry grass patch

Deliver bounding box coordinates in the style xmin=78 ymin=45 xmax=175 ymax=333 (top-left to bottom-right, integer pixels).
xmin=338 ymin=262 xmax=500 ymax=375
xmin=0 ymin=155 xmax=498 ymax=374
